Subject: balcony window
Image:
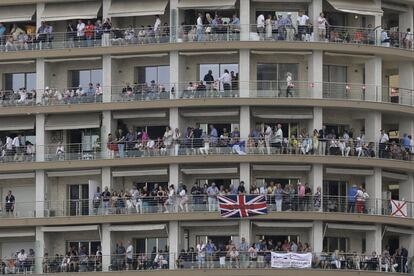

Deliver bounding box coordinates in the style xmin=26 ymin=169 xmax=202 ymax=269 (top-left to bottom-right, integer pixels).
xmin=257 ymin=63 xmax=298 ymax=93
xmin=67 ymin=241 xmax=101 ymax=255
xmin=4 ymin=72 xmax=36 ymax=91
xmin=136 ymin=66 xmax=170 ymax=87
xmin=323 ymin=237 xmax=349 ymax=252
xmin=199 ymin=63 xmax=239 ymax=90
xmin=70 ymin=69 xmax=102 ymax=89
xmin=135 ymin=237 xmax=168 ymax=253
xmin=323 ymin=65 xmax=347 ymax=98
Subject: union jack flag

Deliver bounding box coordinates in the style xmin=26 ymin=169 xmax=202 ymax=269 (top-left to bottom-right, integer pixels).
xmin=217 ymin=195 xmax=268 ymax=218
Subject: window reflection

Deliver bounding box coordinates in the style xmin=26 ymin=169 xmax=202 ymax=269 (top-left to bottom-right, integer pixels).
xmin=5 ymin=72 xmax=36 ymax=91
xmin=71 ymin=69 xmax=103 ymax=88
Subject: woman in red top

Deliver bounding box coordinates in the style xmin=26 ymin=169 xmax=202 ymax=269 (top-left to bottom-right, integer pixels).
xmin=85 ymin=20 xmax=95 ymax=47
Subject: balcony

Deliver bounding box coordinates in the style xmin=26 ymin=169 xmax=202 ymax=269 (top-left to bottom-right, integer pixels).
xmin=0 ymin=81 xmax=413 ymax=109
xmin=0 ymin=25 xmax=412 ymax=56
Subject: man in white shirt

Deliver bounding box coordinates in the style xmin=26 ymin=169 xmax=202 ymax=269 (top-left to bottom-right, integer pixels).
xmin=154 ymin=15 xmax=161 ymax=42
xmin=264 ymin=124 xmax=273 ymax=155
xmin=77 ymin=19 xmax=86 ymax=46
xmin=273 ymin=124 xmax=283 ymax=153
xmin=219 ymin=69 xmax=232 ymax=97
xmin=379 ymin=129 xmax=389 ymax=158
xmin=257 ymin=14 xmax=265 ymax=40
xmin=196 ymin=13 xmax=204 ymax=41
xmin=12 ymin=134 xmax=22 ymax=161
xmin=297 ymin=10 xmax=310 ymax=41
xmin=126 ymin=241 xmax=134 ymax=270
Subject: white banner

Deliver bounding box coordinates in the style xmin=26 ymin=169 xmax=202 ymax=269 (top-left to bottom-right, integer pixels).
xmin=271 ymin=252 xmax=312 ymax=268
xmin=391 ymin=200 xmax=407 ymax=217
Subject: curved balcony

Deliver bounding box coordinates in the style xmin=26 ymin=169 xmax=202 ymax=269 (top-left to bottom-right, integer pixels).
xmin=0 ymin=82 xmax=412 ymax=115
xmin=2 ymin=195 xmax=413 ymax=221
xmin=0 ymin=25 xmax=412 ymax=55
xmin=18 ymin=252 xmax=412 ymax=275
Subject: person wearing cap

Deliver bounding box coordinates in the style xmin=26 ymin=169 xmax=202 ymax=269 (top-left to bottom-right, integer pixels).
xmin=347 ymin=184 xmax=358 ymax=213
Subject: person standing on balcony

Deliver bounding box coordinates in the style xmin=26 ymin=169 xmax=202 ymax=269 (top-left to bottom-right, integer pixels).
xmin=204 ymin=70 xmax=214 ymax=95
xmin=317 ymin=12 xmax=329 ymax=41
xmin=219 ymin=69 xmax=232 ymax=97
xmin=207 ymin=182 xmax=219 ymax=211
xmin=318 ymin=125 xmax=328 ymax=155
xmin=76 ymin=19 xmax=85 ymax=47
xmin=230 ymin=14 xmax=240 ymax=39
xmin=84 ymin=20 xmax=95 ymax=47
xmin=265 ymin=14 xmax=272 ymax=40
xmin=102 ymin=18 xmax=112 ymax=47
xmin=348 ymin=184 xmax=358 ymax=213
xmin=297 ymin=10 xmax=310 ymax=41
xmin=0 ymin=23 xmax=6 ymax=49
xmin=154 ymin=15 xmax=161 ymax=43
xmin=379 ymin=129 xmax=389 ymax=158
xmin=5 ymin=190 xmax=15 ymax=216
xmin=403 ymin=28 xmax=413 ymax=49
xmin=257 ymin=13 xmax=265 ymax=40
xmin=196 ymin=13 xmax=204 ymax=42
xmin=126 ymin=241 xmax=133 ymax=270
xmin=285 ymin=13 xmax=295 ymax=41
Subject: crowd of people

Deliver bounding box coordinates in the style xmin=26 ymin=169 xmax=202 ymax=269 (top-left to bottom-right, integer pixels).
xmin=0 ymin=10 xmax=412 ymax=52
xmin=0 ymin=134 xmax=35 ymax=163
xmin=5 ymin=241 xmax=408 ymax=274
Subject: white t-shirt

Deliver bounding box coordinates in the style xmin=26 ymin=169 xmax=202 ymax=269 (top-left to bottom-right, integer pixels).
xmin=380 ymin=133 xmax=389 ymax=143
xmin=274 ymin=128 xmax=283 ymax=143
xmin=197 ymin=17 xmax=203 ymax=29
xmin=257 ymin=14 xmax=265 ymax=28
xmin=317 ymin=16 xmax=327 ymax=29
xmin=219 ymin=72 xmax=231 ymax=84
xmin=77 ymin=22 xmax=85 ymax=36
xmin=154 ymin=18 xmax=161 ymax=31
xmin=297 ymin=15 xmax=309 ymax=26
xmin=126 ymin=245 xmax=133 ymax=259
xmin=12 ymin=136 xmax=20 ymax=147
xmin=6 ymin=137 xmax=13 ymax=150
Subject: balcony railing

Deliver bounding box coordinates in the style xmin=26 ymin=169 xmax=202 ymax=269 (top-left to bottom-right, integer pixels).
xmin=0 ymin=24 xmax=412 ymax=53
xmin=1 ymin=81 xmax=413 ymax=107
xmin=5 ymin=252 xmax=411 ymax=274
xmin=1 ymin=195 xmax=413 ymax=220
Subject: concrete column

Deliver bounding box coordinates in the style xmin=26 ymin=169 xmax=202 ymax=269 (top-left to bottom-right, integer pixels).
xmin=169 ymin=164 xmax=180 ymax=185
xmin=399 ymin=174 xmax=414 ymax=219
xmin=309 ymin=0 xmax=322 ymax=41
xmin=36 ymin=114 xmax=45 ymax=161
xmin=102 ymin=0 xmax=111 ymax=20
xmin=307 ymin=51 xmax=323 ymax=98
xmin=101 ymin=224 xmax=111 ymax=272
xmin=239 ymin=220 xmax=251 ymax=245
xmin=398 ymin=61 xmax=414 ymax=106
xmin=374 ymin=9 xmax=382 ymax=45
xmin=366 ymin=168 xmax=382 ymax=214
xmin=239 ymin=163 xmax=251 ymax=192
xmin=170 ymin=107 xmax=181 ymax=131
xmin=169 ymin=221 xmax=180 ymax=269
xmin=102 ymin=55 xmax=112 ymax=103
xmin=35 ymin=170 xmax=46 ymax=218
xmin=399 ymin=6 xmax=414 ymax=35
xmin=364 ymin=111 xmax=381 ymax=143
xmin=170 ymin=51 xmax=183 ymax=98
xmin=239 ymin=0 xmax=250 ymax=41
xmin=102 ymin=167 xmax=112 ymax=191
xmin=239 ymin=49 xmax=250 ymax=97
xmin=36 ymin=58 xmax=45 ymax=104
xmin=36 ymin=3 xmax=45 ymax=31
xmin=364 ymin=57 xmax=382 ymax=102
xmin=366 ymin=224 xmax=382 ymax=255
xmin=170 ymin=0 xmax=179 ymax=42
xmin=240 ymin=106 xmax=250 ymax=140
xmin=311 ymin=221 xmax=323 ymax=253
xmin=310 ymin=164 xmax=323 ymax=210
xmin=308 ymin=107 xmax=322 ymax=133
xmin=101 ymin=110 xmax=115 ymax=158
xmin=35 ymin=227 xmax=45 ymax=274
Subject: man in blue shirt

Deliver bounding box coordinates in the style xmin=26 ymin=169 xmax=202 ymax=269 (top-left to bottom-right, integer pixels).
xmin=206 ymin=240 xmax=217 ymax=268
xmin=348 ymin=184 xmax=358 ymax=213
xmin=206 ymin=182 xmax=219 ymax=211
xmin=402 ymin=133 xmax=411 ymax=152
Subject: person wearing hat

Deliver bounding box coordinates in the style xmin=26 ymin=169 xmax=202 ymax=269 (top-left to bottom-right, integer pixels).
xmin=347 ymin=184 xmax=358 ymax=213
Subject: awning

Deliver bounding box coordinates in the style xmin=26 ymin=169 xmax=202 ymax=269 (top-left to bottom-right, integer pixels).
xmin=325 ymin=168 xmax=374 ymax=176
xmin=326 ymin=0 xmax=383 ymax=16
xmin=181 ymin=221 xmax=239 ymax=227
xmin=252 ymin=165 xmax=311 ymax=172
xmin=181 ymin=168 xmax=238 ymax=175
xmin=382 ymin=171 xmax=408 ymax=181
xmin=47 ymin=170 xmax=101 ymax=177
xmin=112 ymin=169 xmax=168 ymax=177
xmin=0 ymin=5 xmax=35 ymax=22
xmin=254 ymin=222 xmax=313 ymax=228
xmin=0 ymin=173 xmax=35 ymax=180
xmin=180 ymin=110 xmax=239 ymax=117
xmin=178 ymin=0 xmax=236 ymax=9
xmin=327 ymin=223 xmax=377 ymax=231
xmin=113 ymin=111 xmax=167 ymax=120
xmin=0 ymin=230 xmax=35 ymax=238
xmin=108 ymin=224 xmax=166 ymax=232
xmin=41 ymin=1 xmax=101 ymax=22
xmin=109 ymin=0 xmax=169 ymax=17
xmin=252 ymin=109 xmax=313 ymax=120
xmin=45 ymin=113 xmax=100 ymax=130
xmin=0 ymin=116 xmax=35 ymax=131
xmin=385 ymin=226 xmax=414 ymax=235
xmin=41 ymin=225 xmax=99 ymax=232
